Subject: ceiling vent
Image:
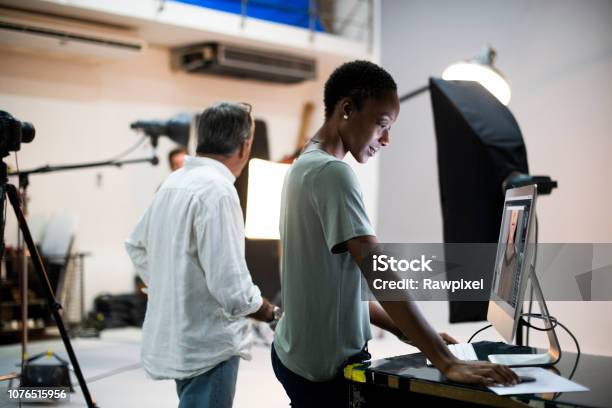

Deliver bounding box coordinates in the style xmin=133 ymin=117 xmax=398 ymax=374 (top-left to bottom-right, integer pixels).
xmin=0 ymin=8 xmax=146 ymax=60
xmin=171 ymin=42 xmax=316 ymax=84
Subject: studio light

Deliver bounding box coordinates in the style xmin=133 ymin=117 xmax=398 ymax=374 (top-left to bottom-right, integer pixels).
xmin=442 ymin=46 xmax=511 ymax=105
xmin=130 ymin=113 xmax=191 ymax=148
xmin=399 ymin=45 xmax=511 ymax=105
xmin=244 ymin=159 xmax=290 ymax=240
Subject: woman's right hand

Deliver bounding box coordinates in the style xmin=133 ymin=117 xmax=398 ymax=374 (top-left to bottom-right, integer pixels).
xmin=442 ymin=359 xmax=519 ymax=386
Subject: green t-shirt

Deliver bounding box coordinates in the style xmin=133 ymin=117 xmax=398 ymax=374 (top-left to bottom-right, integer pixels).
xmin=273 ymin=146 xmax=374 ymax=381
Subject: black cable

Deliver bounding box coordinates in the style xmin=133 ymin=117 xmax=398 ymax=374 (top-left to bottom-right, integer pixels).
xmin=553 ymin=320 xmax=581 ymax=400
xmin=0 ymin=180 xmax=7 ymax=262
xmin=68 ymin=362 xmax=142 ymax=385
xmin=106 ymin=136 xmax=147 ymax=162
xmin=468 ymin=313 xmax=580 ymax=359
xmin=520 ymin=312 xmax=582 ymax=386
xmin=468 ymin=324 xmax=492 ymax=343
xmin=86 ymin=363 xmax=142 ymax=383
xmin=467 ymin=292 xmax=581 ymax=402
xmin=520 ymin=313 xmax=559 ymax=331
xmin=556 ymin=320 xmax=580 ymax=358
xmin=467 ymin=315 xmax=556 ymax=344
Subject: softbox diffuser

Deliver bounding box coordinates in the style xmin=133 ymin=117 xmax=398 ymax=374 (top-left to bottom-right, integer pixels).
xmin=429 ymin=77 xmax=529 ymax=322
xmin=234 ymin=120 xmax=281 ymax=301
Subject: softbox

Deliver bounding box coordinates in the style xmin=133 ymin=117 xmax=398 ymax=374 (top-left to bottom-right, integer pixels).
xmin=429 ymin=77 xmax=529 ymax=322
xmin=234 ymin=120 xmax=281 ymax=302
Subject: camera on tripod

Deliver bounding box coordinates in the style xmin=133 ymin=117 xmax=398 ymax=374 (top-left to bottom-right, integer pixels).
xmin=0 ymin=111 xmax=97 ymax=405
xmin=0 ymin=110 xmax=36 ymax=158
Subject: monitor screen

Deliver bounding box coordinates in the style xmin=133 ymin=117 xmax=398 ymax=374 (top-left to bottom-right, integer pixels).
xmin=491 ymin=198 xmax=533 ymax=309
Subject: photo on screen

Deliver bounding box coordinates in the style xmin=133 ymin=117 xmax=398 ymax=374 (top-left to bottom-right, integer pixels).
xmin=492 ymin=205 xmax=528 ymax=307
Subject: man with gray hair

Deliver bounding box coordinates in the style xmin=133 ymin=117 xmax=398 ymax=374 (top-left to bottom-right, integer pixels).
xmin=126 ymin=102 xmax=280 ymax=408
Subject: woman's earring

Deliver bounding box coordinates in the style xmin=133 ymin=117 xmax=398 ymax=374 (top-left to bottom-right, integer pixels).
xmin=343 ymin=114 xmax=349 ymax=120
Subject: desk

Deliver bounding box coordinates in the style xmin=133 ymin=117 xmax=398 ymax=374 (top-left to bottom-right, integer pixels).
xmin=344 ymin=341 xmax=611 ymax=407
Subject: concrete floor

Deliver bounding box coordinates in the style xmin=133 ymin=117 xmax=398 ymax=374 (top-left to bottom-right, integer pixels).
xmin=0 ymin=314 xmax=491 ymax=407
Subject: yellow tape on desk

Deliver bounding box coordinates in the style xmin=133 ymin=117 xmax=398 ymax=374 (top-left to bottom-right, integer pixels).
xmin=343 ymin=363 xmax=366 ymax=383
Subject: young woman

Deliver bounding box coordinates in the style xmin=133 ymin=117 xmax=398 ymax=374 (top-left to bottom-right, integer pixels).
xmin=272 ymin=60 xmax=518 ymax=407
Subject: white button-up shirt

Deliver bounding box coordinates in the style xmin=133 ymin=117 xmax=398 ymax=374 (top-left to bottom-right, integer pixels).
xmin=125 ymin=155 xmax=262 ymax=380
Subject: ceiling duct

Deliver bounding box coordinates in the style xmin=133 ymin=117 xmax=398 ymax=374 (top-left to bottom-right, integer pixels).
xmin=0 ymin=8 xmax=146 ymax=60
xmin=171 ymin=42 xmax=316 ymax=84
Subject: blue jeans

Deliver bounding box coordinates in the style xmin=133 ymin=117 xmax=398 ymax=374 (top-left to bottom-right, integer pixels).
xmin=175 ymin=356 xmax=240 ymax=408
xmin=271 ymin=343 xmax=370 ymax=407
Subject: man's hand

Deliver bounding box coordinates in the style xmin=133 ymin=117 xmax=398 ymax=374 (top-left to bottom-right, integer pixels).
xmin=443 ymin=359 xmax=518 ymax=386
xmin=248 ymin=298 xmax=276 ymax=323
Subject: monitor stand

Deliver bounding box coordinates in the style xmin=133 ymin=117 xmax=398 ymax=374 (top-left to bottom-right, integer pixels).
xmin=488 ymin=266 xmax=562 ymax=367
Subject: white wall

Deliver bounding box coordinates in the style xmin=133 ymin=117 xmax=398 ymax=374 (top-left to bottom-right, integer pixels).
xmin=378 ymin=0 xmax=612 ymax=355
xmin=0 ymin=45 xmax=381 ymax=311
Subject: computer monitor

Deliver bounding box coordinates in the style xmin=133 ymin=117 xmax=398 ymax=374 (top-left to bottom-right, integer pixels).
xmin=487 ymin=185 xmax=561 ymax=366
xmin=488 ymin=185 xmax=536 ymax=342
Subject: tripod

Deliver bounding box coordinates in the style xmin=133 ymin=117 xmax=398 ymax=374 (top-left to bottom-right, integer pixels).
xmin=8 ymin=154 xmax=158 ymax=357
xmin=0 ymin=161 xmax=97 ymax=408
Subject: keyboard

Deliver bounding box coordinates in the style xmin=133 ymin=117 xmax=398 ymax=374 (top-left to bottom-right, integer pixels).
xmin=426 ymin=343 xmax=479 ymax=366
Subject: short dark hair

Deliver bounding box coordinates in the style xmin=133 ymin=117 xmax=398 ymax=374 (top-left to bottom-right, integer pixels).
xmin=323 ymin=60 xmax=397 ymax=119
xmin=167 ymin=147 xmax=186 ymax=166
xmin=196 ymin=102 xmax=253 ymax=156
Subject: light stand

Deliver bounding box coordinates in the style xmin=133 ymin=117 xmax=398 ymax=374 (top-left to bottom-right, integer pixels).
xmin=399 ymin=84 xmax=429 ymax=103
xmin=0 ymin=110 xmax=179 ymax=405
xmin=1 ymin=161 xmax=98 ymax=407
xmin=10 ymin=156 xmax=159 ymax=179
xmin=6 ymin=153 xmax=158 ymax=407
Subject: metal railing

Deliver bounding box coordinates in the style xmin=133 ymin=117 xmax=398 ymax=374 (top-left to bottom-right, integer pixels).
xmin=163 ymin=0 xmax=374 ymax=48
